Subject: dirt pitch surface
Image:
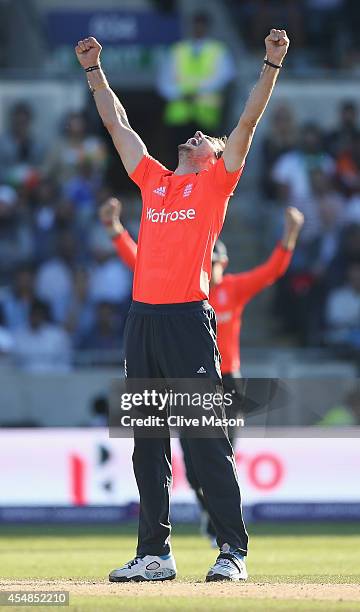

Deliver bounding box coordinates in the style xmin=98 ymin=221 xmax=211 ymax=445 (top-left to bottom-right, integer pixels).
xmin=1 ymin=580 xmax=359 ymax=602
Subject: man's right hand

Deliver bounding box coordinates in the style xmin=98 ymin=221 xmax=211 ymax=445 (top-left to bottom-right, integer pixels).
xmin=99 ymin=197 xmax=124 ymax=236
xmin=75 ymin=37 xmax=102 ymax=69
xmin=282 ymin=206 xmax=304 ymax=250
xmin=285 ymin=206 xmax=304 ymax=233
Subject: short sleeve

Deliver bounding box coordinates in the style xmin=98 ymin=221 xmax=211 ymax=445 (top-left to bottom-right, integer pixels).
xmin=130 ymin=154 xmax=169 ymax=189
xmin=206 ymin=157 xmax=244 ymax=196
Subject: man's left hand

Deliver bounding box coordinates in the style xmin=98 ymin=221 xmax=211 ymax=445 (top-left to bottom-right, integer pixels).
xmin=265 ymin=29 xmax=290 ymax=66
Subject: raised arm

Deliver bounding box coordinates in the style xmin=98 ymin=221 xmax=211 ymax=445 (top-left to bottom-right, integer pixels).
xmin=223 ymin=29 xmax=289 ymax=172
xmin=75 ymin=37 xmax=146 ymax=175
xmin=99 ymin=197 xmax=137 ymax=271
xmin=235 ymin=207 xmax=304 ymax=303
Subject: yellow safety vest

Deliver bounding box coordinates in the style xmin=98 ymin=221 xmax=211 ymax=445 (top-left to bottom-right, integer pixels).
xmin=164 ymin=40 xmax=224 ymax=131
xmin=317 ymin=406 xmax=355 ymax=426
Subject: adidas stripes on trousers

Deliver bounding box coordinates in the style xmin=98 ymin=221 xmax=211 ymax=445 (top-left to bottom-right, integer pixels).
xmin=124 ymin=300 xmax=249 ymax=557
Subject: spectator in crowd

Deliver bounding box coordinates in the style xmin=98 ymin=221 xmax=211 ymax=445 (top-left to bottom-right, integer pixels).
xmin=0 ymin=184 xmax=33 ymax=283
xmin=45 ymin=111 xmax=108 ymax=228
xmin=88 ymin=394 xmax=109 ymax=427
xmin=65 ymin=266 xmax=95 ymax=344
xmin=324 ymin=222 xmax=360 ymax=289
xmin=87 ymin=224 xmax=132 ymax=311
xmin=78 ymin=301 xmax=123 ymax=358
xmin=30 ymin=177 xmax=59 ymax=263
xmin=326 ymin=100 xmax=359 ymax=158
xmin=0 ymin=101 xmax=45 ymax=186
xmin=305 ymin=0 xmax=345 ymax=66
xmin=54 ymin=196 xmax=79 ymax=233
xmin=336 ymin=132 xmax=360 ymax=197
xmin=342 ymin=0 xmax=360 ymax=69
xmin=317 ymin=385 xmax=360 ymax=426
xmin=271 ymin=170 xmax=345 ymax=345
xmin=228 ymin=1 xmax=304 ymax=56
xmin=0 ymin=304 xmax=13 ymax=357
xmin=272 ymin=122 xmax=335 ymax=241
xmin=307 ymin=169 xmax=345 ymax=274
xmin=1 ymin=264 xmax=35 ymax=330
xmin=345 ymin=195 xmax=360 ymax=227
xmin=13 ymin=299 xmax=72 ymax=372
xmin=62 ymin=158 xmax=103 ymax=229
xmin=261 ymin=103 xmax=298 ymax=199
xmin=157 ymin=11 xmax=236 ymax=167
xmin=45 ymin=110 xmax=107 ymax=183
xmin=35 ymin=230 xmax=78 ymax=324
xmin=325 ymin=261 xmax=360 ymax=350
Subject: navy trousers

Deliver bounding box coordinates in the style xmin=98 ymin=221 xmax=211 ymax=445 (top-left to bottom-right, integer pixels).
xmin=124 ymin=300 xmax=248 ymax=557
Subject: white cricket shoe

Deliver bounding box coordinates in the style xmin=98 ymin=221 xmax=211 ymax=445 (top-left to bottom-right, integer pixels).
xmin=109 ymin=553 xmax=177 ymax=582
xmin=206 ymin=547 xmax=248 ymax=582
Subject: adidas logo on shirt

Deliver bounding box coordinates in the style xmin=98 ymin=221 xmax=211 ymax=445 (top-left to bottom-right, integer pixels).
xmin=153 ymin=186 xmax=166 ymax=197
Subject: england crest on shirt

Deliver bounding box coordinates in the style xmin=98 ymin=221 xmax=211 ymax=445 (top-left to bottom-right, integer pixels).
xmin=183 ymin=183 xmax=193 ymax=197
xmin=218 ymin=289 xmax=228 ymax=305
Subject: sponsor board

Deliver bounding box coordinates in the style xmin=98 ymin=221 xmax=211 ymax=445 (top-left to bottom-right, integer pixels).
xmin=0 ymin=429 xmax=358 ymax=512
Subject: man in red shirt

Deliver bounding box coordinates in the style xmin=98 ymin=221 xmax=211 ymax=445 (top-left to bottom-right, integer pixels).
xmin=101 ymin=200 xmax=303 ymax=380
xmin=76 ymin=28 xmax=290 ymax=583
xmin=100 ymin=199 xmax=304 ymax=541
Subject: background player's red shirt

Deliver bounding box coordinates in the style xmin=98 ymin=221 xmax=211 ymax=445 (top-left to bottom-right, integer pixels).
xmin=129 ymin=155 xmax=243 ymax=304
xmin=112 ymin=230 xmax=137 ymax=270
xmin=209 ymin=244 xmax=292 ymax=373
xmin=113 ymin=232 xmax=292 ymax=374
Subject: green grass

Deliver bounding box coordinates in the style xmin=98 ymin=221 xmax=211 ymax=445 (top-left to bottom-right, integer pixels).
xmin=0 ymin=523 xmax=360 ymax=611
xmin=69 ymin=597 xmax=360 ymax=611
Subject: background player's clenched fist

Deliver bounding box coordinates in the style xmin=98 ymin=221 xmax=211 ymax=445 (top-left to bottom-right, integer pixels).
xmin=99 ymin=197 xmax=123 ymax=234
xmin=265 ymin=29 xmax=290 ymax=65
xmin=281 ymin=207 xmax=304 ymax=251
xmin=75 ymin=37 xmax=102 ymax=69
xmin=99 ymin=198 xmax=122 ymax=227
xmin=285 ymin=206 xmax=304 ymax=232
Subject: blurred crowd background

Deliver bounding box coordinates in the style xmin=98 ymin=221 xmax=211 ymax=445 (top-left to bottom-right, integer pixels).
xmin=0 ymin=0 xmax=359 ymax=427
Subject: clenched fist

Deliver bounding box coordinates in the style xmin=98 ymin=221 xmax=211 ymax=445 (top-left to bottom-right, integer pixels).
xmin=75 ymin=36 xmax=102 ymax=69
xmin=265 ymin=29 xmax=290 ymax=66
xmin=282 ymin=206 xmax=304 ymax=250
xmin=285 ymin=206 xmax=304 ymax=232
xmin=99 ymin=197 xmax=123 ymax=236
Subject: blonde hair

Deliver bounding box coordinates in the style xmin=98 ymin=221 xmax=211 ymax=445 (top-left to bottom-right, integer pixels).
xmin=208 ymin=135 xmax=227 ymax=159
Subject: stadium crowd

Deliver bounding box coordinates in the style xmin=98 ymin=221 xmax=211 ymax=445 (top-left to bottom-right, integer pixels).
xmin=263 ymin=99 xmax=360 ymax=353
xmin=0 ymin=102 xmax=132 ymax=370
xmin=0 ymin=93 xmax=359 ymax=370
xmin=228 ymin=0 xmax=360 ymax=71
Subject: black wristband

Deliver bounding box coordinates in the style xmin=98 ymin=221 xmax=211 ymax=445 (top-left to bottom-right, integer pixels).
xmin=85 ymin=64 xmax=101 ymax=73
xmin=264 ymin=58 xmax=282 ymax=69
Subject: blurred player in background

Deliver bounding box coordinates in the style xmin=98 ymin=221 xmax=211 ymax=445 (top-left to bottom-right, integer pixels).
xmin=76 ymin=28 xmax=289 ymax=583
xmin=100 ymin=198 xmax=304 ymax=544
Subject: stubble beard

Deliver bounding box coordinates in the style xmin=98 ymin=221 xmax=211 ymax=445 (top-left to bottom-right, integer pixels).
xmin=178 ymin=143 xmax=192 ymax=158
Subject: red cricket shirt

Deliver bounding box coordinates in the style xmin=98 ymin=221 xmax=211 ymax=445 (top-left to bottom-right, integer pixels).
xmin=113 ymin=231 xmax=292 ymax=374
xmin=209 ymin=244 xmax=292 ymax=373
xmin=129 ymin=155 xmax=243 ymax=304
